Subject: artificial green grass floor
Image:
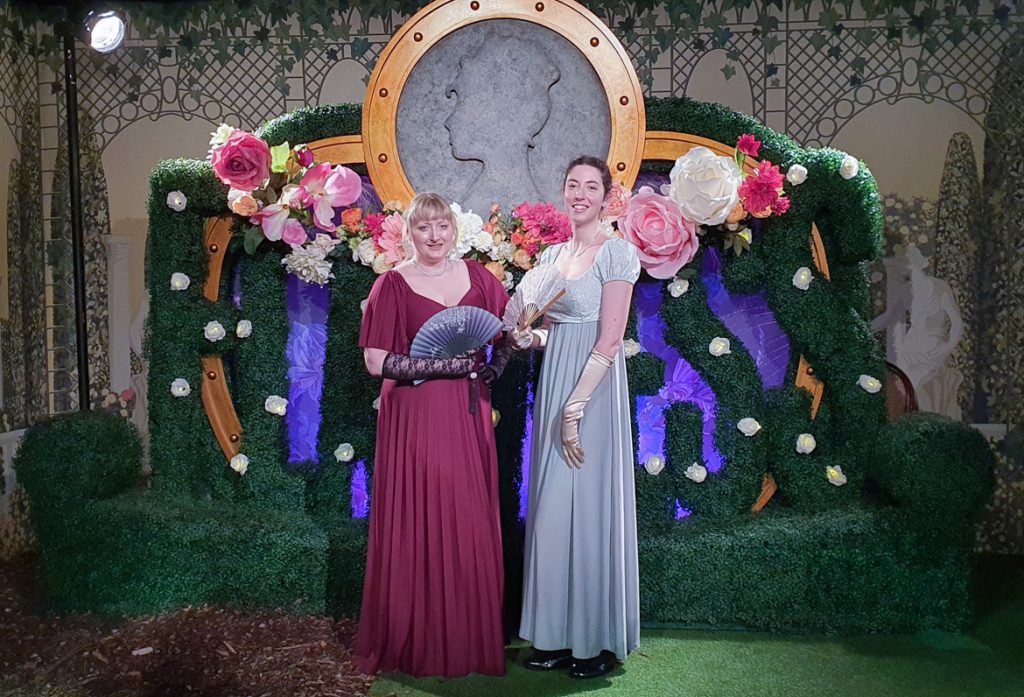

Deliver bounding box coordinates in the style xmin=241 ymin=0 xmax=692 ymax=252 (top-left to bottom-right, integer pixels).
xmin=371 ymin=556 xmax=1024 ymax=697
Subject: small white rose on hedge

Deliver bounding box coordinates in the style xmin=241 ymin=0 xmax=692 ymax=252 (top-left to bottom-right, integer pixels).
xmin=796 ymin=433 xmax=817 ymax=454
xmin=709 ymin=337 xmax=732 ymax=356
xmin=264 ymin=395 xmax=288 ymax=416
xmin=826 ymin=465 xmax=847 ymax=487
xmin=839 ymin=154 xmax=859 ymax=180
xmin=235 ymin=319 xmax=252 ymax=338
xmin=622 ymin=339 xmax=641 ymax=358
xmin=372 ymin=396 xmax=381 ymax=410
xmin=737 ymin=417 xmax=762 ymax=436
xmin=857 ymin=374 xmax=882 ymax=393
xmin=792 ymin=267 xmax=813 ymax=290
xmin=230 ymin=453 xmax=249 ymax=475
xmin=786 ymin=164 xmax=808 ymax=185
xmin=644 ymin=455 xmax=665 ymax=475
xmin=204 ymin=321 xmax=226 ymax=342
xmin=166 ymin=191 xmax=187 ymax=211
xmin=334 ymin=443 xmax=355 ymax=463
xmin=170 ymin=378 xmax=191 ymax=397
xmin=170 ymin=272 xmax=191 ymax=291
xmin=668 ymin=277 xmax=689 ymax=297
xmin=685 ymin=462 xmax=708 ymax=483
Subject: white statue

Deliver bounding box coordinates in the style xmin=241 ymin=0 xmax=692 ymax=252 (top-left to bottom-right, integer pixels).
xmin=872 ymin=245 xmax=964 ymax=419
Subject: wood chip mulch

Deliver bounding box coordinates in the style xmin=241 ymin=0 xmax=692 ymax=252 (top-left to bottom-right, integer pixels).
xmin=0 ymin=555 xmax=373 ymax=697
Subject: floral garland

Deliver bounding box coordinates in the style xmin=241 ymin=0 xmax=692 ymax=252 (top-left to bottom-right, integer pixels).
xmin=206 ymin=124 xmax=574 ymax=286
xmin=610 ymin=134 xmax=792 ymax=280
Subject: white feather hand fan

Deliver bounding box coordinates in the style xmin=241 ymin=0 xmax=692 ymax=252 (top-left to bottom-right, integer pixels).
xmin=503 ymin=264 xmax=567 ymax=331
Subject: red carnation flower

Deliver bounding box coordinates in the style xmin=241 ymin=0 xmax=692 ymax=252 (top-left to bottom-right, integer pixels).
xmin=739 ymin=161 xmax=785 ymax=215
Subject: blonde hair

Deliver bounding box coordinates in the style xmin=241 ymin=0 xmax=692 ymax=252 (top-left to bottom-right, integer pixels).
xmin=402 ymin=192 xmax=458 ymax=256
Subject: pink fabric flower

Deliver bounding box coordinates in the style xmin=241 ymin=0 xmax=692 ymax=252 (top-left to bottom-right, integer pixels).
xmin=773 ymin=195 xmax=791 ymax=215
xmin=619 ymin=187 xmax=699 ymax=279
xmin=739 ymin=161 xmax=785 ymax=216
xmin=250 ymin=185 xmax=306 ymax=242
xmin=300 ymin=163 xmax=362 ymax=233
xmin=736 ymin=134 xmax=762 ymax=158
xmin=602 ymin=182 xmax=632 ymax=222
xmin=375 ymin=213 xmax=406 ymax=264
xmin=513 ymin=203 xmax=571 ymax=245
xmin=295 ymin=145 xmax=315 ymax=168
xmin=210 ymin=130 xmax=271 ymax=192
xmin=227 ymin=188 xmax=259 ymax=217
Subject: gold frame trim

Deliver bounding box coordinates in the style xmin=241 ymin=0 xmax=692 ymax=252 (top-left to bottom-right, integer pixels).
xmin=362 ymin=0 xmax=646 ymax=205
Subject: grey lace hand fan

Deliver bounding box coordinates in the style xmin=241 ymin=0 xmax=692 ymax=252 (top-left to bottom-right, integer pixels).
xmin=503 ymin=263 xmax=567 ymax=331
xmin=410 ymin=305 xmax=502 ymax=359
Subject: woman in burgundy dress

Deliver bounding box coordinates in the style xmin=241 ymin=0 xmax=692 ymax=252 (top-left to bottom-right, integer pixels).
xmin=355 ymin=192 xmax=520 ymax=677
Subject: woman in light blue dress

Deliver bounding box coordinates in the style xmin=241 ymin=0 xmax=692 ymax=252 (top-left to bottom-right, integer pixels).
xmin=517 ymin=156 xmax=641 ymax=679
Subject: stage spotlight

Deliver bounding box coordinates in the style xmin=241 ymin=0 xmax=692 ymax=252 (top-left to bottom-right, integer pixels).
xmin=85 ymin=10 xmax=125 ymax=53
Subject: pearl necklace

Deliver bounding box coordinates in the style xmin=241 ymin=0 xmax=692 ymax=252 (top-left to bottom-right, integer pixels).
xmin=413 ymin=258 xmax=449 ymax=277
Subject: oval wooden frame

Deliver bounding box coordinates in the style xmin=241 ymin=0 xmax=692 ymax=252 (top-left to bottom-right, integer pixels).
xmin=362 ymin=0 xmax=646 ymax=205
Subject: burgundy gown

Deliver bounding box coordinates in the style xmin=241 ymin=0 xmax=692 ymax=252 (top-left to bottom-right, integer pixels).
xmin=354 ymin=261 xmax=508 ymax=677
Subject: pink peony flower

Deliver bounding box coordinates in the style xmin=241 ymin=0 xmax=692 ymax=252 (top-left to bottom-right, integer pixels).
xmin=739 ymin=161 xmax=786 ymax=216
xmin=737 ymin=134 xmax=762 ymax=158
xmin=375 ymin=213 xmax=406 ymax=264
xmin=300 ymin=163 xmax=362 ymax=233
xmin=773 ymin=195 xmax=791 ymax=215
xmin=211 ymin=130 xmax=271 ymax=192
xmin=602 ymin=182 xmax=632 ymax=222
xmin=618 ymin=187 xmax=699 ymax=279
xmin=513 ymin=202 xmax=571 ymax=245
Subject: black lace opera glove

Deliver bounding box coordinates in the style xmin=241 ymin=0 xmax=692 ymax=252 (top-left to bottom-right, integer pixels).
xmin=380 ymin=352 xmax=476 ymax=381
xmin=478 ymin=336 xmax=517 ymax=384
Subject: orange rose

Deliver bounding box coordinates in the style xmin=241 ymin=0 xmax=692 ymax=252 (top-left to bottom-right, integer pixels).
xmin=513 ymin=249 xmax=533 ymax=270
xmin=725 ymin=202 xmax=747 ymax=225
xmin=341 ymin=207 xmax=363 ymax=233
xmin=485 ymin=261 xmax=506 ymax=281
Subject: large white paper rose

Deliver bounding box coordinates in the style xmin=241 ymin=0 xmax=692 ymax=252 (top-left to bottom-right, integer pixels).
xmin=356 ymin=238 xmax=377 ymax=265
xmin=668 ymin=146 xmax=743 ymax=226
xmin=451 ymin=202 xmax=483 ymax=257
xmin=204 ymin=321 xmax=226 ymax=342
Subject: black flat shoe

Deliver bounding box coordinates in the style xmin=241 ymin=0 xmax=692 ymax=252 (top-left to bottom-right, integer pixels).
xmin=524 ymin=648 xmax=574 ymax=671
xmin=569 ymin=650 xmax=617 ymax=679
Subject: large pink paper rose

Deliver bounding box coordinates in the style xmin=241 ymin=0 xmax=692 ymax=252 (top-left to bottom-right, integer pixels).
xmin=211 ymin=130 xmax=271 ymax=192
xmin=619 ymin=187 xmax=699 ymax=279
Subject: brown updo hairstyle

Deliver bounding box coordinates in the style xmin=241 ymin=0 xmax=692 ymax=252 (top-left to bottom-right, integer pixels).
xmin=563 ymin=155 xmax=613 ymax=198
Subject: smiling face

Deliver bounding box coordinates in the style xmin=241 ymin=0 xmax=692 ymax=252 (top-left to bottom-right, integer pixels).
xmin=408 ymin=216 xmax=455 ymax=264
xmin=563 ymin=163 xmax=609 ymax=228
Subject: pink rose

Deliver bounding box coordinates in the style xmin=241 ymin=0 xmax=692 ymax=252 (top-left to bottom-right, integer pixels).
xmin=618 ymin=187 xmax=699 ymax=279
xmin=228 ymin=188 xmax=259 ymax=217
xmin=211 ymin=130 xmax=271 ymax=192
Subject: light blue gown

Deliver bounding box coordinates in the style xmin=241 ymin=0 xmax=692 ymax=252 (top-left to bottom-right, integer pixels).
xmin=519 ymin=237 xmax=642 ymax=660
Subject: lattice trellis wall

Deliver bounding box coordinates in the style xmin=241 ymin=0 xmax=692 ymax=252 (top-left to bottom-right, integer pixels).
xmin=0 ymin=3 xmax=1021 ymax=432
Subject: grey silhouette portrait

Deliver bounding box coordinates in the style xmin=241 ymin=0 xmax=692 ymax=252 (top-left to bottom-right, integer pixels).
xmin=444 ymin=29 xmax=560 ymax=208
xmin=396 ymin=19 xmax=611 ymax=214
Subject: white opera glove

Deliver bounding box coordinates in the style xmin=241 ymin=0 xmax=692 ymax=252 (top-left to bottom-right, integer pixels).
xmin=531 ymin=328 xmax=548 ymax=349
xmin=560 ymin=350 xmax=613 ymax=468
xmin=509 ymin=326 xmax=534 ymax=351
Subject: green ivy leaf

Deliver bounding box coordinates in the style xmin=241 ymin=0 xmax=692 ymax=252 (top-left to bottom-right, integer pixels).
xmin=721 ymin=63 xmax=736 ymax=80
xmin=352 ymin=37 xmax=371 ymax=59
xmin=243 ymin=224 xmax=265 ymax=255
xmin=270 ymin=142 xmax=291 ymax=173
